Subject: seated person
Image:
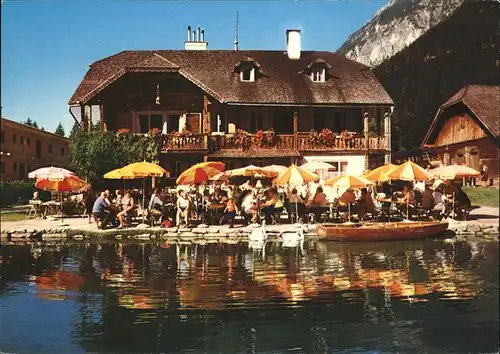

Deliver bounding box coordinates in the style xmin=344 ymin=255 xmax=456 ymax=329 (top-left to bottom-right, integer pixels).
xmin=287 ymin=188 xmax=306 ymax=219
xmin=309 ymin=186 xmax=329 ymax=222
xmin=432 ymin=186 xmax=446 ymax=216
xmin=261 ymin=189 xmax=282 ymax=224
xmin=117 ymin=191 xmax=136 ymax=228
xmin=421 ymin=182 xmax=435 ymax=210
xmin=32 ymin=191 xmax=40 ymax=201
xmin=357 ymin=188 xmax=375 ymax=220
xmin=92 ymin=191 xmax=110 ymax=229
xmin=402 ymin=184 xmax=416 ymax=204
xmin=148 ymin=188 xmax=164 ymax=220
xmin=114 ymin=189 xmax=123 ymax=205
xmin=339 ymin=188 xmax=356 ymax=207
xmin=241 ymin=191 xmax=258 ymax=224
xmin=176 ymin=190 xmax=190 ymax=226
xmin=455 ymin=184 xmax=471 ymax=207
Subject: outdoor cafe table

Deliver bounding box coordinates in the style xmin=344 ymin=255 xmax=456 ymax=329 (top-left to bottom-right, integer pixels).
xmin=42 ymin=201 xmax=61 ymax=218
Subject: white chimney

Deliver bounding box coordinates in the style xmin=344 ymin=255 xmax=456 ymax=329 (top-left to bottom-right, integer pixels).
xmin=286 ymin=29 xmax=301 ymax=60
xmin=184 ymin=25 xmax=208 ymax=50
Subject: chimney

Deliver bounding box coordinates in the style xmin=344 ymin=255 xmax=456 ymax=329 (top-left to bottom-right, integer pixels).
xmin=286 ymin=29 xmax=301 ymax=60
xmin=184 ymin=25 xmax=208 ymax=50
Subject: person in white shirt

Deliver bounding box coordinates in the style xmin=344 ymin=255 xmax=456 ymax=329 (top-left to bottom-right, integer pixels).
xmin=432 ymin=186 xmax=446 ymax=214
xmin=148 ymin=188 xmax=164 ymax=219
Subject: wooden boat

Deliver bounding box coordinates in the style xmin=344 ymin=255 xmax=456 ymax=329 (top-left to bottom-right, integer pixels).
xmin=317 ymin=221 xmax=449 ymax=242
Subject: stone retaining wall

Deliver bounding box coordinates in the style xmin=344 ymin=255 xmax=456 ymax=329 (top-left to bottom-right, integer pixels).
xmin=1 ymin=223 xmax=498 ymax=243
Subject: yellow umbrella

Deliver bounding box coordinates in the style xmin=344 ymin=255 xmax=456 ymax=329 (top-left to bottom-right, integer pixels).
xmin=177 ymin=162 xmax=225 ymax=185
xmin=363 ymin=164 xmax=398 ymax=182
xmin=103 ymin=168 xmax=136 ymax=179
xmin=120 ymin=161 xmax=169 ymax=178
xmin=387 ymin=161 xmax=431 ymax=181
xmin=324 ymin=175 xmax=373 ymax=188
xmin=273 ymin=164 xmax=319 ymax=185
xmin=429 ymin=164 xmax=480 ymax=180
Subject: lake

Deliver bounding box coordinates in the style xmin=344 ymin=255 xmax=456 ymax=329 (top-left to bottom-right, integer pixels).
xmin=1 ymin=237 xmax=498 ymax=353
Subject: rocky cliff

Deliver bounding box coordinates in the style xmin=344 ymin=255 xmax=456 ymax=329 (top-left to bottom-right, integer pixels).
xmin=336 ymin=0 xmax=465 ymax=67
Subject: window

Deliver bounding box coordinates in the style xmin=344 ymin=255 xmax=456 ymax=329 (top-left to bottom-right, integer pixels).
xmin=60 ymin=147 xmax=65 ymax=156
xmin=20 ymin=136 xmax=24 ymax=145
xmin=1 ymin=131 xmax=5 ymax=144
xmin=311 ymin=68 xmax=326 ymax=82
xmin=48 ymin=144 xmax=52 ymax=154
xmin=19 ymin=163 xmax=25 ymax=180
xmin=13 ymin=134 xmax=17 ymax=143
xmin=27 ymin=138 xmax=30 ymax=146
xmin=0 ymin=161 xmax=4 ymax=173
xmin=13 ymin=162 xmax=17 ymax=172
xmin=137 ymin=113 xmax=165 ymax=134
xmin=240 ymin=67 xmax=255 ymax=82
xmin=36 ymin=140 xmax=42 ymax=158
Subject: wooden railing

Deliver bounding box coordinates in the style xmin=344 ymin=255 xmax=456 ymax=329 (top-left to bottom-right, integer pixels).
xmin=163 ymin=134 xmax=207 ymax=151
xmin=161 ymin=133 xmax=388 ymax=152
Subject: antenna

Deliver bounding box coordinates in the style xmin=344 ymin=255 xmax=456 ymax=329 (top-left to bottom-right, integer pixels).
xmin=234 ymin=9 xmax=239 ymax=51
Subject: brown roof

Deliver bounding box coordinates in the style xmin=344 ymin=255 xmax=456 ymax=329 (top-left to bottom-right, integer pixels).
xmin=422 ymin=85 xmax=500 ymax=146
xmin=1 ymin=117 xmax=70 ymax=142
xmin=69 ymin=50 xmax=394 ymax=106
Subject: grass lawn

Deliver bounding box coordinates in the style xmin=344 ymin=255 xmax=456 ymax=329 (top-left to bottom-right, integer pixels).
xmin=463 ymin=187 xmax=499 ymax=208
xmin=0 ymin=212 xmax=30 ymax=223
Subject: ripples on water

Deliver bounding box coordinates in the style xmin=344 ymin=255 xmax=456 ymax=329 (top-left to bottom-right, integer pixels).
xmin=0 ymin=237 xmax=498 ymax=353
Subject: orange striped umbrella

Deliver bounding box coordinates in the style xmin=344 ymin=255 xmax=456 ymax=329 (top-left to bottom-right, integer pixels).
xmin=35 ymin=175 xmax=88 ymax=192
xmin=363 ymin=164 xmax=398 ymax=182
xmin=177 ymin=162 xmax=225 ymax=185
xmin=387 ymin=161 xmax=431 ymax=181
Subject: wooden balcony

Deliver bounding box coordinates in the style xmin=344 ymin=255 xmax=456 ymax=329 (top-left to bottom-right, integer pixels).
xmin=161 ymin=133 xmax=388 ymax=154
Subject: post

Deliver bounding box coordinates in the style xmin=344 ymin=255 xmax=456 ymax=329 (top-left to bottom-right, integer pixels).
xmin=80 ymin=105 xmax=87 ymax=132
xmin=363 ymin=110 xmax=369 ymax=171
xmin=293 ymin=111 xmax=298 ymax=150
xmin=384 ymin=110 xmax=392 ymax=164
xmin=99 ymin=104 xmax=105 ymax=131
xmin=88 ymin=105 xmax=93 ymax=130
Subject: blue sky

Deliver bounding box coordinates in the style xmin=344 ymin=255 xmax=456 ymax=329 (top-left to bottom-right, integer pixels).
xmin=1 ymin=0 xmax=387 ymax=135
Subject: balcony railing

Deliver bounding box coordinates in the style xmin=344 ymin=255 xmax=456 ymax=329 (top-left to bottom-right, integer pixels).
xmin=161 ymin=133 xmax=388 ymax=153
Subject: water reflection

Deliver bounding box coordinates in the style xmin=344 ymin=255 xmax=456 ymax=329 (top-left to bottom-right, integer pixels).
xmin=1 ymin=237 xmax=498 ymax=353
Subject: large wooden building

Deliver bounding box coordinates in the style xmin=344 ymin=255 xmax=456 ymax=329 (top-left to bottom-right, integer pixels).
xmin=421 ymin=85 xmax=500 ymax=181
xmin=0 ymin=118 xmax=70 ymax=181
xmin=69 ymin=29 xmax=394 ymax=177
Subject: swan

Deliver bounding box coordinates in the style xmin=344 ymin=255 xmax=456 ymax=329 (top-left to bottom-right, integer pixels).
xmin=248 ymin=220 xmax=268 ymax=242
xmin=281 ymin=224 xmax=306 ymax=243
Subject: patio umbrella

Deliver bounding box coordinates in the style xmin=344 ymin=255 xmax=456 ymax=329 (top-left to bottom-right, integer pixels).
xmin=103 ymin=167 xmax=137 ymax=179
xmin=224 ymin=164 xmax=275 ymax=178
xmin=363 ymin=164 xmax=398 ymax=182
xmin=177 ymin=162 xmax=225 ymax=185
xmin=28 ymin=166 xmax=75 ymax=180
xmin=35 ymin=175 xmax=88 ymax=193
xmin=429 ymin=164 xmax=480 ymax=180
xmin=262 ymin=164 xmax=288 ymax=175
xmin=325 ymin=175 xmax=373 ymax=222
xmin=301 ymin=161 xmax=336 ymax=171
xmin=274 ymin=164 xmax=319 ymax=185
xmin=386 ymin=161 xmax=431 ymax=181
xmin=386 ymin=161 xmax=431 ymax=221
xmin=210 ymin=172 xmax=229 ymax=182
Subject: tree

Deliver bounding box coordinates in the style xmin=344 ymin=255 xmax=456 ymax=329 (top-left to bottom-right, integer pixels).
xmin=69 ymin=129 xmax=161 ymax=181
xmin=40 ymin=127 xmax=45 ymax=131
xmin=22 ymin=117 xmax=39 ymax=128
xmin=55 ymin=122 xmax=65 ymax=137
xmin=68 ymin=121 xmax=80 ymax=141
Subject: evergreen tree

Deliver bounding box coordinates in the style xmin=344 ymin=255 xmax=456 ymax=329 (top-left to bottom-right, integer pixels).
xmin=33 ymin=121 xmax=39 ymax=128
xmin=55 ymin=122 xmax=65 ymax=137
xmin=68 ymin=121 xmax=80 ymax=141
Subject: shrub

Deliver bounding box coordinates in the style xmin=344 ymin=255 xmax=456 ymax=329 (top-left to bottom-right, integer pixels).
xmin=0 ymin=180 xmax=51 ymax=206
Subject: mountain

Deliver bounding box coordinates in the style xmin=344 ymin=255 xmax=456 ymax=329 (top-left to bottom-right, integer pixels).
xmin=336 ymin=0 xmax=465 ymax=67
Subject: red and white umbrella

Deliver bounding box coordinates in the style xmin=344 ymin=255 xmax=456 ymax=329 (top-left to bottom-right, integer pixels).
xmin=28 ymin=166 xmax=75 ymax=180
xmin=35 ymin=175 xmax=88 ymax=193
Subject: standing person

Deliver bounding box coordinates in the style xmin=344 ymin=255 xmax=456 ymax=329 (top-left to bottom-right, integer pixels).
xmin=480 ymin=165 xmax=489 ymax=187
xmin=222 ymin=197 xmax=237 ymax=228
xmin=83 ymin=188 xmax=96 ymax=224
xmin=176 ymin=189 xmax=190 ymax=226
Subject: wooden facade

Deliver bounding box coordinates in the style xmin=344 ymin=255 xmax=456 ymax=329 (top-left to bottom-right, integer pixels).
xmin=76 ymin=73 xmax=391 ymax=175
xmin=433 ymin=113 xmax=487 ymax=147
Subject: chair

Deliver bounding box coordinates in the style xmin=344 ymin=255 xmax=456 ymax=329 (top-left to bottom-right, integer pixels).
xmin=27 ymin=200 xmax=43 ymax=219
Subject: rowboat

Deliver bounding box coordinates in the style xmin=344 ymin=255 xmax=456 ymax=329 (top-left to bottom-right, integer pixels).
xmin=317 ymin=221 xmax=449 ymax=242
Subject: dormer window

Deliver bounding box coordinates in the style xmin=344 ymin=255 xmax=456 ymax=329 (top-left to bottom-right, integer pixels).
xmin=311 ymin=68 xmax=326 ymax=82
xmin=241 ymin=67 xmax=255 ymax=82
xmin=235 ymin=57 xmax=267 ymax=83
